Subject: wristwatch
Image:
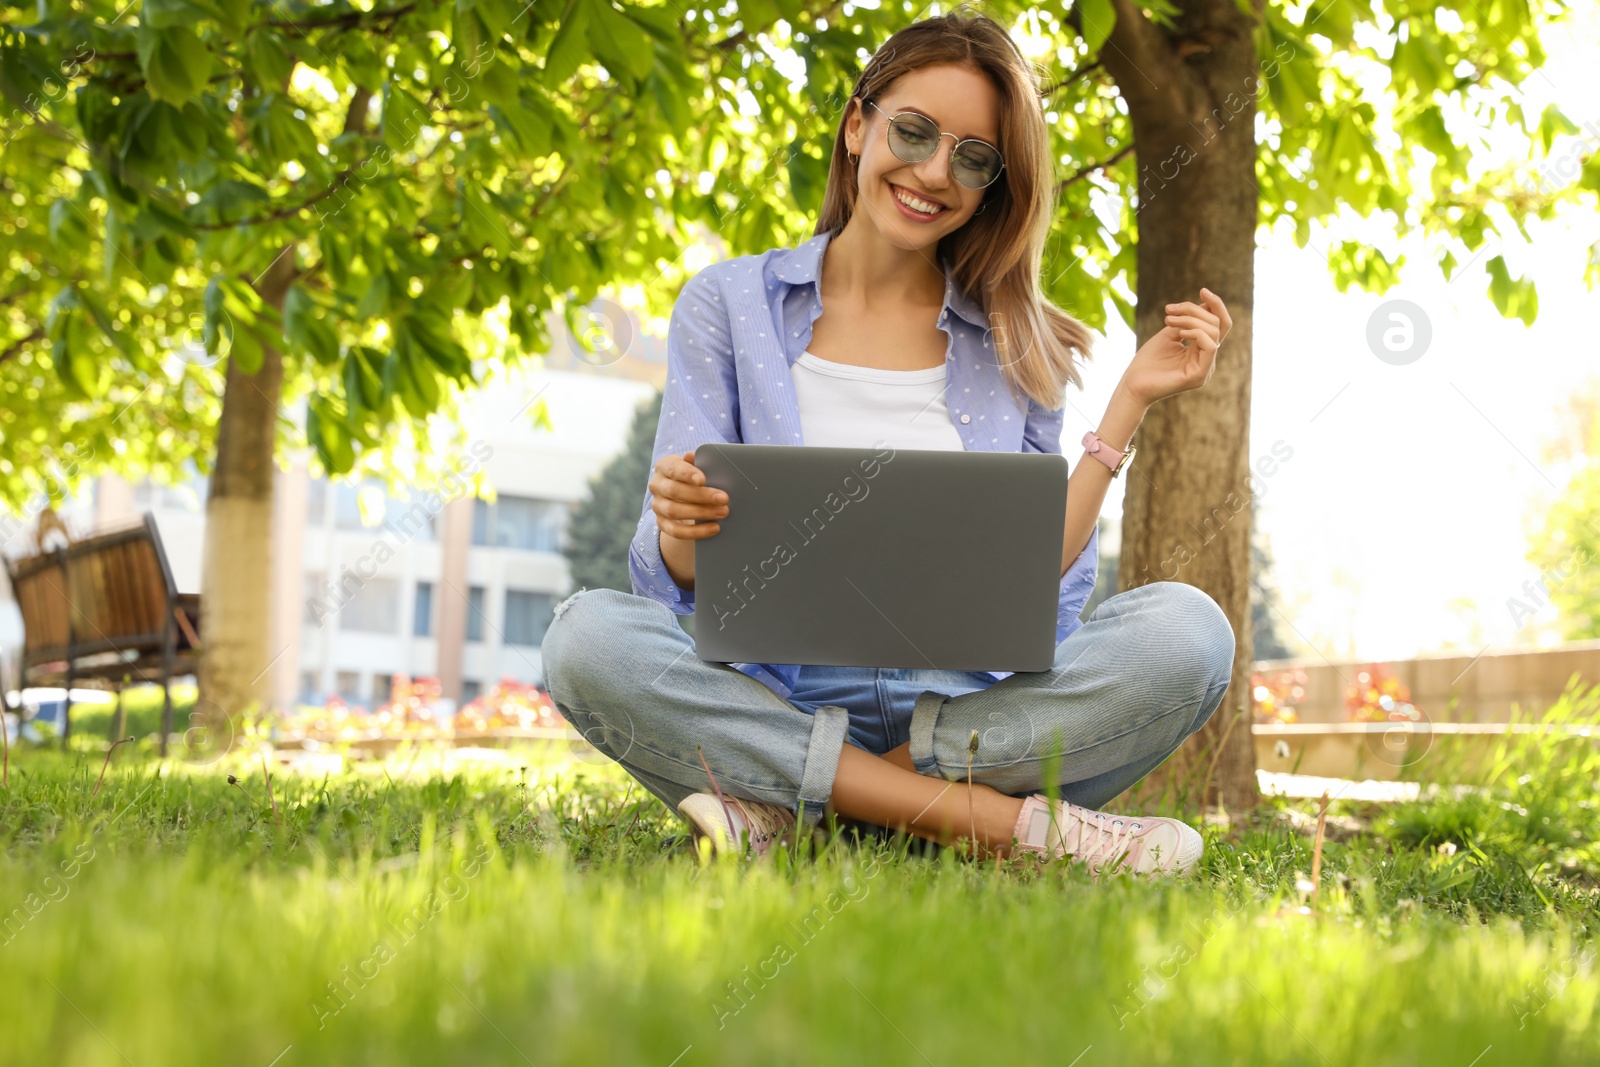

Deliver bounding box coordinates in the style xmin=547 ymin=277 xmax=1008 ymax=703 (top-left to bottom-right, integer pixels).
xmin=1081 ymin=430 xmax=1136 ymax=477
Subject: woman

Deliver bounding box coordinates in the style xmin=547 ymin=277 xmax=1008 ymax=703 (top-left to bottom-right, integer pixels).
xmin=542 ymin=8 xmax=1235 ymax=874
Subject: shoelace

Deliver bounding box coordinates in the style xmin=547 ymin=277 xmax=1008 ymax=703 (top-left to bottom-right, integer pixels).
xmin=733 ymin=799 xmax=792 ymax=847
xmin=695 ymin=745 xmax=740 ymax=849
xmin=1055 ymin=803 xmax=1146 ymax=871
xmin=694 ymin=745 xmax=789 ymax=853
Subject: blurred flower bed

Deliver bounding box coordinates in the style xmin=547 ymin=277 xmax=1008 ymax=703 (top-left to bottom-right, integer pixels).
xmin=1252 ymin=667 xmax=1306 ymax=724
xmin=1346 ymin=663 xmax=1427 ymax=726
xmin=275 ymin=674 xmax=567 ymax=742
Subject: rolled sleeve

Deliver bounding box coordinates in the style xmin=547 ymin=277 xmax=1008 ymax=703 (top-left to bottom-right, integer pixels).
xmin=628 ymin=269 xmax=742 ymax=615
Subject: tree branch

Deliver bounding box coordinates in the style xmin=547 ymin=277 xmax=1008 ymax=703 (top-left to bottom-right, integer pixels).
xmin=264 ymin=3 xmax=417 ymax=36
xmin=191 ymin=161 xmax=367 ymax=230
xmin=0 ymin=326 xmax=44 ymax=366
xmin=343 ymin=86 xmax=374 ymax=137
xmin=712 ymin=0 xmax=844 ymax=53
xmin=1041 ymin=59 xmax=1104 ymax=100
xmin=1055 ymin=142 xmax=1138 ymax=194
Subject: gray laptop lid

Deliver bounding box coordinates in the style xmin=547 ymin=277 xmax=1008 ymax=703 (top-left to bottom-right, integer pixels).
xmin=692 ymin=442 xmax=1069 ymax=673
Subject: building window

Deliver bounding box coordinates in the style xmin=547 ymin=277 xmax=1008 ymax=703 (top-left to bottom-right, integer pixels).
xmin=413 ymin=581 xmax=434 ymax=637
xmin=466 ymin=585 xmax=486 ymax=642
xmin=298 ymin=670 xmax=321 ymax=704
xmin=338 ymin=577 xmax=401 ymax=634
xmin=306 ymin=477 xmax=327 ymax=526
xmin=334 ymin=479 xmax=389 ymax=530
xmin=371 ymin=674 xmax=393 ymax=708
xmin=503 ymin=590 xmax=558 ymax=647
xmin=386 ymin=496 xmax=438 ymax=542
xmin=335 ymin=671 xmax=362 ymax=705
xmin=303 ymin=573 xmax=326 ymax=625
xmin=470 ymin=498 xmax=491 ymax=546
xmin=461 ymin=679 xmax=482 ymax=704
xmin=471 ymin=495 xmax=567 ymax=552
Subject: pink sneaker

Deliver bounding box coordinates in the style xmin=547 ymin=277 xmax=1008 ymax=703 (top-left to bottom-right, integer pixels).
xmin=677 ymin=793 xmax=797 ymax=857
xmin=1010 ymin=794 xmax=1203 ymax=876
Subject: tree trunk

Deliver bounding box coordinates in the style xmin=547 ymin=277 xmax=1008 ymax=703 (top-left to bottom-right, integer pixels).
xmin=196 ymin=248 xmax=298 ymax=726
xmin=1092 ymin=0 xmax=1264 ymax=811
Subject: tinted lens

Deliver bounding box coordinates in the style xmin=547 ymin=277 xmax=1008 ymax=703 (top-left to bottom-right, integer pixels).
xmin=886 ymin=114 xmax=1002 ymax=189
xmin=952 ymin=142 xmax=1002 ymax=188
xmin=886 ymin=114 xmax=939 ymax=162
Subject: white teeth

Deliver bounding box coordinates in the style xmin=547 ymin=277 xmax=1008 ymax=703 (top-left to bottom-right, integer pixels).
xmin=892 ymin=186 xmax=945 ymax=214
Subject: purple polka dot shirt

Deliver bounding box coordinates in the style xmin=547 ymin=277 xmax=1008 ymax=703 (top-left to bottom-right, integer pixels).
xmin=628 ymin=227 xmax=1101 ymax=700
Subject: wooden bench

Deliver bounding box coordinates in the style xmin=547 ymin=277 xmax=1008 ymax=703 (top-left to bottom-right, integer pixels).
xmin=3 ymin=513 xmax=200 ymax=755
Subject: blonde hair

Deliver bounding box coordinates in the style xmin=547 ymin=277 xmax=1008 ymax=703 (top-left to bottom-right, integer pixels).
xmin=815 ymin=4 xmax=1095 ymax=411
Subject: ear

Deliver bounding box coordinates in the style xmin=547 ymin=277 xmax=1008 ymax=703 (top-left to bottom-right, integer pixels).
xmin=847 ymin=97 xmax=873 ymax=155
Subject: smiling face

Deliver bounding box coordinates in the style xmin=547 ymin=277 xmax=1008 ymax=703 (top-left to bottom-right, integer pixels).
xmin=845 ymin=63 xmax=1004 ymax=250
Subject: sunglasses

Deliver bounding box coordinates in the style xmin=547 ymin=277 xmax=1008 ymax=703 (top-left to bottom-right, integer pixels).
xmin=864 ymin=99 xmax=1006 ymax=190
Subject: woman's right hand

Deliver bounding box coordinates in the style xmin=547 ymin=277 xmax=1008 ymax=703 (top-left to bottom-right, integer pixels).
xmin=651 ymin=449 xmax=730 ymax=541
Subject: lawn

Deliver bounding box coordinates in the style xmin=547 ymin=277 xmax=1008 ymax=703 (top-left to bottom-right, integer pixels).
xmin=3 ymin=686 xmax=1599 ymax=1066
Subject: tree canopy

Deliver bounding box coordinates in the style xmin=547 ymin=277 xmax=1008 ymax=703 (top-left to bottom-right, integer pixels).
xmin=2 ymin=0 xmax=1592 ymax=506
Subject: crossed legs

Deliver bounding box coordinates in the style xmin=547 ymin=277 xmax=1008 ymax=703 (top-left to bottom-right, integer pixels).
xmin=541 ymin=582 xmax=1235 ymax=856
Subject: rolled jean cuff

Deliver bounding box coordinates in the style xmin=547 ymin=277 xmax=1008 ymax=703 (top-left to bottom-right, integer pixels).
xmin=908 ymin=689 xmax=951 ymax=779
xmin=796 ymin=704 xmax=850 ymax=830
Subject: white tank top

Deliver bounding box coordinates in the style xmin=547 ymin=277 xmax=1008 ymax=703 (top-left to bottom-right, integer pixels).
xmin=790 ymin=351 xmax=966 ymax=451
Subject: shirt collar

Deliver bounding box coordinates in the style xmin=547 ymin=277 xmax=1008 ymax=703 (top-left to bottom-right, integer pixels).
xmin=771 ymin=228 xmax=989 ymax=329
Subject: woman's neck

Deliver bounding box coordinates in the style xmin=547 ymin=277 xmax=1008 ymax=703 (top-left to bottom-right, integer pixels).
xmin=824 ymin=218 xmax=947 ymax=312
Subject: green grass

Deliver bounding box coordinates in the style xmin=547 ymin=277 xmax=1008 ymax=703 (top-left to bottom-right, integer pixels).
xmin=3 ymin=687 xmax=1600 ymax=1066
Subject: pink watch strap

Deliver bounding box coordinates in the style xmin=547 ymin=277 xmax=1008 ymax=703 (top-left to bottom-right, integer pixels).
xmin=1081 ymin=430 xmax=1128 ymax=472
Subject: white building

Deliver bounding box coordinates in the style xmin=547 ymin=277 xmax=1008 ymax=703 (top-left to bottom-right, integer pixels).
xmin=3 ymin=325 xmax=667 ymax=713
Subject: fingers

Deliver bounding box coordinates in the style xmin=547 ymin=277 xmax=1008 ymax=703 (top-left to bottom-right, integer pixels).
xmin=1163 ymin=313 xmax=1218 ymax=342
xmin=1199 ymin=287 xmax=1233 ymax=334
xmin=652 ymin=450 xmax=730 ymax=540
xmin=1164 ymin=303 xmax=1219 ymax=331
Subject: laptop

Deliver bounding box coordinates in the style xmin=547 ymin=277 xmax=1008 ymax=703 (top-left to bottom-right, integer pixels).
xmin=691 ymin=441 xmax=1069 ymax=672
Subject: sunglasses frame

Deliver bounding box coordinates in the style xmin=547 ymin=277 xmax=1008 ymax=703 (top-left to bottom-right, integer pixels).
xmin=863 ymin=99 xmax=1007 ymax=190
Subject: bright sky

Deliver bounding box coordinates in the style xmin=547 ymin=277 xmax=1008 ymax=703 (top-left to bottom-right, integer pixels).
xmin=1071 ymin=5 xmax=1600 ymax=662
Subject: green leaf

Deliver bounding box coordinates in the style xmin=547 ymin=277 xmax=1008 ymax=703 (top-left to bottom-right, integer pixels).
xmin=543 ymin=0 xmax=592 ymax=86
xmin=1537 ymin=104 xmax=1580 ymax=154
xmin=144 ymin=0 xmax=223 ymax=29
xmin=473 ymin=46 xmax=523 ymax=109
xmin=488 ymin=94 xmax=554 ymax=158
xmin=323 ymin=236 xmax=351 ymax=287
xmin=403 ymin=342 xmax=443 ymax=411
xmin=284 ymin=285 xmax=341 ymax=366
xmin=308 ymin=402 xmax=356 ymax=474
xmin=587 ymin=0 xmax=654 ymax=82
xmin=212 ymin=0 xmax=250 ymax=33
xmin=472 ymin=0 xmax=517 ymax=40
xmin=136 ymin=25 xmax=212 ymax=107
xmin=1074 ymin=0 xmax=1114 ymax=55
xmin=246 ymin=29 xmax=295 ymax=92
xmin=79 ymin=290 xmax=135 ymax=358
xmin=645 ymin=69 xmax=686 ymax=133
xmin=230 ymin=323 xmax=265 ymax=375
xmin=48 ymin=198 xmax=89 ymax=251
xmin=356 ymin=271 xmax=391 ymax=321
xmin=1486 ymin=255 xmax=1539 ymax=327
xmin=381 ymin=80 xmax=433 ymax=151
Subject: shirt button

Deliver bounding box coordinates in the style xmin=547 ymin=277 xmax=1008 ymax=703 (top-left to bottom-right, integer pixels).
xmin=960 ymin=414 xmax=971 ymax=424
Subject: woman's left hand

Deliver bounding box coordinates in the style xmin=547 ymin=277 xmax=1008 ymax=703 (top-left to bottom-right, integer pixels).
xmin=1121 ymin=288 xmax=1232 ymax=406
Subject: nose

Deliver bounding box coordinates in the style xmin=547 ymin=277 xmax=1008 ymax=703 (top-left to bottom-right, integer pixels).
xmin=911 ymin=136 xmax=958 ymax=194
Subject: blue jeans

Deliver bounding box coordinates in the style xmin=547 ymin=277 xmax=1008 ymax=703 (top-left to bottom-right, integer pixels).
xmin=540 ymin=581 xmax=1235 ymax=832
